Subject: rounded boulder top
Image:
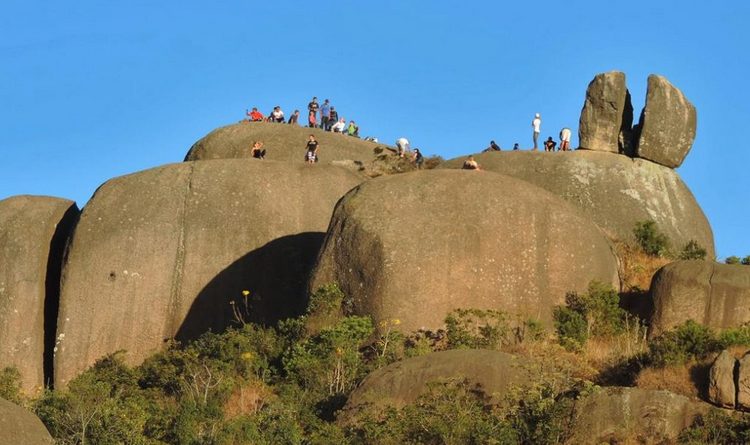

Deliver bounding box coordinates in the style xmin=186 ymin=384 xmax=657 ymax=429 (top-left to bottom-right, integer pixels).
xmin=0 ymin=398 xmax=54 ymax=445
xmin=184 ymin=121 xmax=383 ymax=163
xmin=309 ymin=169 xmax=620 ymax=333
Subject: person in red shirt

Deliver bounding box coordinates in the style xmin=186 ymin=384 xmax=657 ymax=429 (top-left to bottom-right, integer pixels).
xmin=246 ymin=107 xmax=264 ymax=122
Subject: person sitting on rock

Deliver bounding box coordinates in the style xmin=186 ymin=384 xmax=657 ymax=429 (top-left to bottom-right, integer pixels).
xmin=396 ymin=137 xmax=410 ymax=157
xmin=559 ymin=127 xmax=572 ymax=151
xmin=413 ymin=148 xmax=424 ymax=169
xmin=483 ymin=140 xmax=501 ymax=152
xmin=544 ymin=136 xmax=557 ymax=152
xmin=305 ymin=134 xmax=319 ymax=164
xmin=247 ymin=107 xmax=264 ymax=122
xmin=271 ymin=106 xmax=285 ymax=123
xmin=250 ymin=141 xmax=266 ymax=159
xmin=331 ymin=118 xmax=346 ymax=133
xmin=462 ymin=155 xmax=480 ymax=170
xmin=346 ymin=120 xmax=359 ymax=137
xmin=513 ymin=143 xmax=520 ymax=151
xmin=288 ymin=110 xmax=300 ymax=125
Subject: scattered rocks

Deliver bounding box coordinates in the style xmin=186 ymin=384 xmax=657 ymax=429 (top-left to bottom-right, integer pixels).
xmin=578 ymin=71 xmax=634 ymax=154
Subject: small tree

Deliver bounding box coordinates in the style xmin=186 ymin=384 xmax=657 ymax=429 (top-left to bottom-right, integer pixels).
xmin=633 ymin=220 xmax=670 ymax=257
xmin=726 ymin=256 xmax=741 ymax=265
xmin=678 ymin=240 xmax=707 ymax=260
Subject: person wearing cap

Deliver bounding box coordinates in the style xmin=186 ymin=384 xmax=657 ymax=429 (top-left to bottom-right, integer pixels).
xmin=531 ymin=113 xmax=542 ymax=150
xmin=559 ymin=127 xmax=572 ymax=151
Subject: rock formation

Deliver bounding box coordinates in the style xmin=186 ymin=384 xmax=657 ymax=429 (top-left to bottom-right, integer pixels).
xmin=440 ymin=151 xmax=714 ymax=256
xmin=708 ymin=349 xmax=737 ymax=408
xmin=578 ymin=71 xmax=634 ymax=154
xmin=338 ymin=349 xmax=530 ymax=424
xmin=0 ymin=398 xmax=54 ymax=445
xmin=0 ymin=196 xmax=79 ymax=395
xmin=738 ymin=352 xmax=750 ymax=411
xmin=309 ymin=170 xmax=619 ymax=333
xmin=184 ymin=121 xmax=381 ymax=163
xmin=54 ymin=160 xmax=363 ymax=387
xmin=649 ymin=260 xmax=750 ymax=336
xmin=566 ymin=387 xmax=707 ymax=444
xmin=636 ymin=75 xmax=697 ymax=168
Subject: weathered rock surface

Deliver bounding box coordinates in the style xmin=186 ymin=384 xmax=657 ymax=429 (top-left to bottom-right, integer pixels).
xmin=0 ymin=397 xmax=54 ymax=445
xmin=567 ymin=387 xmax=708 ymax=444
xmin=578 ymin=71 xmax=634 ymax=154
xmin=185 ymin=121 xmax=382 ymax=163
xmin=649 ymin=260 xmax=750 ymax=336
xmin=310 ymin=170 xmax=619 ymax=333
xmin=636 ymin=74 xmax=697 ymax=168
xmin=0 ymin=195 xmax=79 ymax=395
xmin=709 ymin=349 xmax=737 ymax=408
xmin=338 ymin=349 xmax=529 ymax=423
xmin=55 ymin=160 xmax=363 ymax=387
xmin=738 ymin=352 xmax=750 ymax=410
xmin=440 ymin=151 xmax=714 ymax=257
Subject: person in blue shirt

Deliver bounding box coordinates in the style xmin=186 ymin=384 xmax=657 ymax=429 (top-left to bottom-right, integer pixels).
xmin=320 ymin=99 xmax=331 ymax=130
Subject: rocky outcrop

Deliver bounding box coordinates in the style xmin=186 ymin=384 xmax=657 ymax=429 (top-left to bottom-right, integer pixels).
xmin=567 ymin=387 xmax=708 ymax=444
xmin=440 ymin=151 xmax=714 ymax=256
xmin=578 ymin=71 xmax=634 ymax=154
xmin=338 ymin=349 xmax=530 ymax=424
xmin=635 ymin=75 xmax=697 ymax=168
xmin=738 ymin=352 xmax=750 ymax=411
xmin=55 ymin=160 xmax=363 ymax=388
xmin=0 ymin=196 xmax=79 ymax=395
xmin=709 ymin=349 xmax=737 ymax=408
xmin=0 ymin=398 xmax=54 ymax=445
xmin=310 ymin=170 xmax=619 ymax=333
xmin=185 ymin=121 xmax=381 ymax=163
xmin=649 ymin=260 xmax=750 ymax=336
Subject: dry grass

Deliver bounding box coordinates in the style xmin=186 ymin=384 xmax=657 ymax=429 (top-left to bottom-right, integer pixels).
xmin=635 ymin=362 xmax=708 ymax=400
xmin=616 ymin=242 xmax=672 ymax=292
xmin=224 ymin=378 xmax=275 ymax=419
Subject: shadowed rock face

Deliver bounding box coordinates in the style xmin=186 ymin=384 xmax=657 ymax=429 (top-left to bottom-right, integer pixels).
xmin=310 ymin=170 xmax=619 ymax=333
xmin=649 ymin=260 xmax=750 ymax=336
xmin=566 ymin=387 xmax=708 ymax=445
xmin=338 ymin=349 xmax=530 ymax=424
xmin=185 ymin=121 xmax=382 ymax=163
xmin=0 ymin=195 xmax=79 ymax=395
xmin=578 ymin=71 xmax=634 ymax=154
xmin=0 ymin=397 xmax=54 ymax=445
xmin=636 ymin=74 xmax=697 ymax=168
xmin=55 ymin=160 xmax=363 ymax=387
xmin=440 ymin=151 xmax=714 ymax=257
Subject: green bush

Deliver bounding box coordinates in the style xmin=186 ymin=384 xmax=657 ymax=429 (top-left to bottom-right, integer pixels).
xmin=648 ymin=320 xmax=720 ymax=367
xmin=0 ymin=367 xmax=23 ymax=405
xmin=553 ymin=307 xmax=588 ymax=351
xmin=726 ymin=256 xmax=741 ymax=265
xmin=678 ymin=240 xmax=707 ymax=260
xmin=679 ymin=409 xmax=750 ymax=444
xmin=633 ymin=220 xmax=670 ymax=257
xmin=553 ymin=281 xmax=628 ymax=349
xmin=445 ymin=308 xmax=511 ymax=349
xmin=743 ymin=256 xmax=750 ymax=266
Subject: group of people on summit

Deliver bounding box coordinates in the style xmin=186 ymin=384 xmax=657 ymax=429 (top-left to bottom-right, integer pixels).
xmin=482 ymin=113 xmax=572 ymax=153
xmin=245 ymin=97 xmax=360 ymax=138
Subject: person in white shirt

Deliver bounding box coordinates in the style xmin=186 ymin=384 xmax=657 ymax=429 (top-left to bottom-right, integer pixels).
xmin=559 ymin=127 xmax=572 ymax=151
xmin=396 ymin=137 xmax=410 ymax=157
xmin=331 ymin=118 xmax=346 ymax=133
xmin=531 ymin=113 xmax=541 ymax=150
xmin=271 ymin=106 xmax=285 ymax=123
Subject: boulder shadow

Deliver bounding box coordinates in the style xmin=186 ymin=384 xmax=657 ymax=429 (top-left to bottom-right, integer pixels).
xmin=175 ymin=232 xmax=324 ymax=343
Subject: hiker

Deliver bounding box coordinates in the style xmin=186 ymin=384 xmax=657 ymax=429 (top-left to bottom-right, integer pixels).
xmin=346 ymin=120 xmax=359 ymax=137
xmin=288 ymin=110 xmax=300 ymax=125
xmin=484 ymin=140 xmax=501 ymax=152
xmin=308 ymin=97 xmax=319 ymax=128
xmin=331 ymin=118 xmax=346 ymax=133
xmin=329 ymin=107 xmax=339 ymax=129
xmin=395 ymin=137 xmax=410 ymax=157
xmin=559 ymin=127 xmax=572 ymax=151
xmin=531 ymin=113 xmax=541 ymax=150
xmin=271 ymin=106 xmax=285 ymax=123
xmin=246 ymin=107 xmax=264 ymax=122
xmin=513 ymin=143 xmax=520 ymax=151
xmin=250 ymin=141 xmax=266 ymax=159
xmin=462 ymin=155 xmax=480 ymax=170
xmin=413 ymin=148 xmax=424 ymax=169
xmin=320 ymin=99 xmax=331 ymax=130
xmin=544 ymin=136 xmax=557 ymax=152
xmin=305 ymin=134 xmax=319 ymax=164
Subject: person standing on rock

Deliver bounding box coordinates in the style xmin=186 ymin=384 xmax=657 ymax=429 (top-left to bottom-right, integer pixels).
xmin=308 ymin=97 xmax=319 ymax=128
xmin=329 ymin=107 xmax=339 ymax=130
xmin=321 ymin=99 xmax=331 ymax=130
xmin=559 ymin=127 xmax=572 ymax=151
xmin=531 ymin=113 xmax=541 ymax=150
xmin=413 ymin=148 xmax=424 ymax=169
xmin=513 ymin=143 xmax=520 ymax=151
xmin=305 ymin=134 xmax=319 ymax=164
xmin=395 ymin=137 xmax=410 ymax=157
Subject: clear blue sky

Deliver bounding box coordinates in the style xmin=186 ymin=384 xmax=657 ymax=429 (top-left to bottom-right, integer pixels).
xmin=1 ymin=1 xmax=747 ymax=259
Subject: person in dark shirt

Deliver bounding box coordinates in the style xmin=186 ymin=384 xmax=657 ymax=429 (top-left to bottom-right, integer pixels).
xmin=305 ymin=134 xmax=319 ymax=164
xmin=307 ymin=97 xmax=319 ymax=128
xmin=250 ymin=141 xmax=266 ymax=159
xmin=544 ymin=136 xmax=557 ymax=152
xmin=483 ymin=140 xmax=501 ymax=152
xmin=328 ymin=107 xmax=339 ymax=130
xmin=413 ymin=148 xmax=424 ymax=169
xmin=288 ymin=110 xmax=300 ymax=125
xmin=513 ymin=143 xmax=520 ymax=151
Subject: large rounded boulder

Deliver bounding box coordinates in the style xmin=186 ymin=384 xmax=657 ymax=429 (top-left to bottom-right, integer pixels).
xmin=185 ymin=121 xmax=381 ymax=163
xmin=0 ymin=398 xmax=54 ymax=445
xmin=309 ymin=170 xmax=619 ymax=333
xmin=55 ymin=160 xmax=363 ymax=387
xmin=440 ymin=151 xmax=714 ymax=257
xmin=0 ymin=195 xmax=79 ymax=395
xmin=649 ymin=260 xmax=750 ymax=336
xmin=338 ymin=349 xmax=530 ymax=423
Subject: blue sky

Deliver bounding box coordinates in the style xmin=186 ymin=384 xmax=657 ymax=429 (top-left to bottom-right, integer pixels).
xmin=1 ymin=1 xmax=748 ymax=259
